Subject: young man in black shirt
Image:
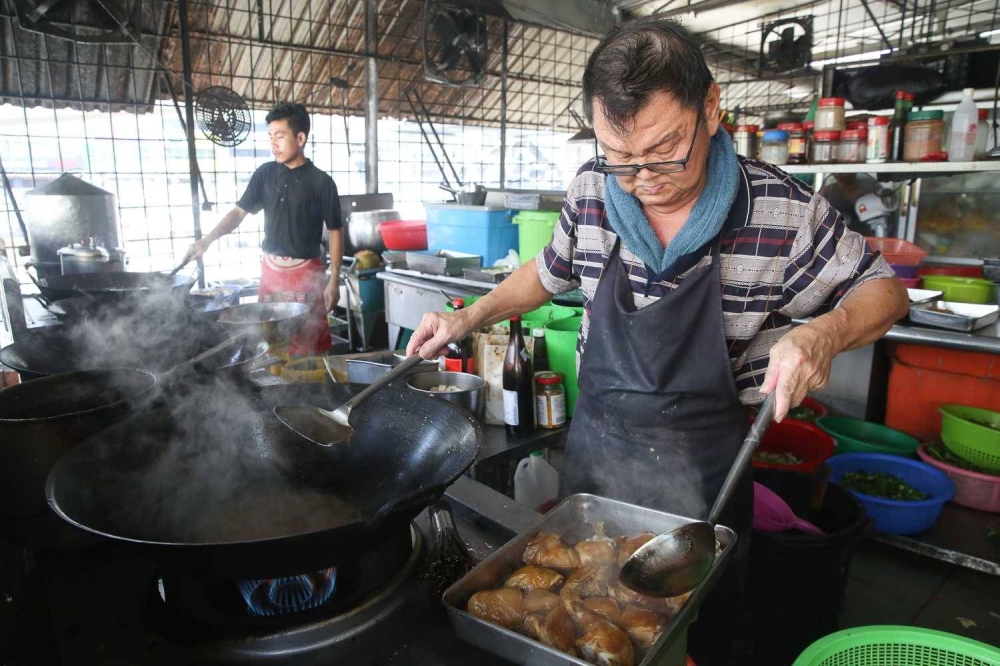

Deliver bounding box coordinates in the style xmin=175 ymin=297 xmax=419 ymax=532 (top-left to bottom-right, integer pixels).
xmin=184 ymin=103 xmax=342 ymax=355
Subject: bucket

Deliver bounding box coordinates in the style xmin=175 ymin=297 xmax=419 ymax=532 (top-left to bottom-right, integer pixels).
xmin=521 ymin=304 xmax=576 ymax=328
xmin=513 ymin=211 xmax=559 ymax=264
xmin=749 ymin=470 xmax=871 ymax=666
xmin=544 ymin=316 xmax=581 ymax=416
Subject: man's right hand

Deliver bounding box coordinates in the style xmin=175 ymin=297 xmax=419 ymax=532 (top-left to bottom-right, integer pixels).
xmin=406 ymin=310 xmax=471 ymax=360
xmin=183 ymin=237 xmax=213 ymax=265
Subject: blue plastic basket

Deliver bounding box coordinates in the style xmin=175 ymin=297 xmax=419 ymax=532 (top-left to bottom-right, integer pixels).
xmin=825 ymin=453 xmax=956 ymax=535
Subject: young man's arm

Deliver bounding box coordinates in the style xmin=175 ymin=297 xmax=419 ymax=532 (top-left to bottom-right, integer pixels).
xmin=182 ymin=206 xmax=248 ymax=263
xmin=324 ymin=229 xmax=343 ymax=311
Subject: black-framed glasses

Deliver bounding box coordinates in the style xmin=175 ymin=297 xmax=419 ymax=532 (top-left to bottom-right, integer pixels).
xmin=594 ymin=115 xmax=701 ymax=176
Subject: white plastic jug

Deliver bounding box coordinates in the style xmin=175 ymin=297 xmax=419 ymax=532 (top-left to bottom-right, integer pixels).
xmin=948 ymin=88 xmax=979 ymax=162
xmin=514 ymin=451 xmax=559 ymax=512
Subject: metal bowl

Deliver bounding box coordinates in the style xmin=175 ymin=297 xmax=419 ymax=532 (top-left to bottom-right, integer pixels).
xmin=215 ymin=302 xmax=310 ymax=345
xmin=406 ymin=371 xmax=485 ymax=419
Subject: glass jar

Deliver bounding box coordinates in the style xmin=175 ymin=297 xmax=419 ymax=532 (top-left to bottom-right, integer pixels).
xmin=904 ymin=110 xmax=945 ymax=161
xmin=816 ymin=98 xmax=847 ymax=132
xmin=761 ymin=130 xmax=790 ymax=165
xmin=846 ymin=120 xmax=868 ymax=132
xmin=803 ymin=120 xmax=815 ymax=163
xmin=535 ymin=372 xmax=566 ymax=429
xmin=778 ymin=123 xmax=807 ymax=163
xmin=838 ymin=129 xmax=868 ymax=163
xmin=867 ymin=116 xmax=890 ymax=163
xmin=811 ymin=131 xmax=840 ymax=164
xmin=732 ymin=124 xmax=759 ymax=158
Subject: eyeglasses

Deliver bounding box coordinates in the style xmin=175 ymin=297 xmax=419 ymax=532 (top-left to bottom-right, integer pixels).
xmin=594 ymin=115 xmax=701 ymax=176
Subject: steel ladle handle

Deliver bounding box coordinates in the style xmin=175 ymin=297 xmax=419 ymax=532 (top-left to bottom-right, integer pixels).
xmin=340 ymin=353 xmax=425 ymax=416
xmin=707 ymin=392 xmax=776 ymax=526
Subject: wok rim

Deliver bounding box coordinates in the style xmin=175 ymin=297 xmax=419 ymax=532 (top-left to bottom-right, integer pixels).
xmin=0 ymin=368 xmax=157 ymax=424
xmin=216 ymin=301 xmax=311 ymax=325
xmin=44 ymin=385 xmax=484 ymax=549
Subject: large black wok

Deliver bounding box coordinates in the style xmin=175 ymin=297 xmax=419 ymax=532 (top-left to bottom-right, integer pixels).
xmin=44 ymin=292 xmax=228 ymax=325
xmin=46 ymin=380 xmax=483 ymax=579
xmin=34 ymin=271 xmax=195 ymax=303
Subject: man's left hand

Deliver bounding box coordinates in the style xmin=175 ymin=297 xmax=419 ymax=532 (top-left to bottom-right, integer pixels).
xmin=323 ymin=279 xmax=340 ymax=312
xmin=760 ymin=325 xmax=837 ymax=422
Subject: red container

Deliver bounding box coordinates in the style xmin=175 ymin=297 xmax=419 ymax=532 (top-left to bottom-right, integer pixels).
xmin=751 ymin=418 xmax=836 ymax=474
xmin=918 ymin=264 xmax=984 ymax=279
xmin=379 ymin=220 xmax=427 ymax=251
xmin=864 ymin=237 xmax=927 ymax=266
xmin=899 ymin=276 xmax=921 ymax=289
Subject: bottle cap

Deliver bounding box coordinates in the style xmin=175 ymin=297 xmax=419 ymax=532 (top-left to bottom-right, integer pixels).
xmin=533 ymin=327 xmax=545 ymax=337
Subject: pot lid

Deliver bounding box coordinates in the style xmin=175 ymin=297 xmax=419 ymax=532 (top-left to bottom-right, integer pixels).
xmin=57 ymin=243 xmax=112 ymax=261
xmin=26 ymin=173 xmax=114 ymax=198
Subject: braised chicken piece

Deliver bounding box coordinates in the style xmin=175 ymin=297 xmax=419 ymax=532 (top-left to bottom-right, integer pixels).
xmin=582 ymin=596 xmax=621 ymax=624
xmin=609 ymin=582 xmax=690 ymax=618
xmin=467 ymin=588 xmax=523 ymax=629
xmin=522 ymin=589 xmax=561 ymax=615
xmin=575 ymin=522 xmax=617 ymax=566
xmin=523 ymin=533 xmax=582 ymax=570
xmin=566 ymin=600 xmax=634 ymax=666
xmin=503 ymin=565 xmax=564 ymax=593
xmin=615 ymin=532 xmax=656 ymax=568
xmin=561 ymin=564 xmax=615 ymax=599
xmin=523 ymin=605 xmax=578 ymax=656
xmin=619 ymin=606 xmax=668 ymax=651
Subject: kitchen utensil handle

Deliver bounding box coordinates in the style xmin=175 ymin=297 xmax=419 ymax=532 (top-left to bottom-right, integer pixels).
xmin=341 ymin=354 xmax=424 ymax=414
xmin=165 ymin=334 xmax=248 ymax=381
xmin=707 ymin=392 xmax=776 ymax=525
xmin=167 ymin=258 xmax=189 ymax=277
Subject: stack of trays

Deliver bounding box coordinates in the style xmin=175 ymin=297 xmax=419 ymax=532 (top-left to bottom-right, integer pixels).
xmin=405 ymin=250 xmax=482 ymax=276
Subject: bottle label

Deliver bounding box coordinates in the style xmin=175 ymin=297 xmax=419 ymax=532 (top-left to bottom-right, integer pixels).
xmin=536 ymin=392 xmax=567 ymax=427
xmin=443 ymin=357 xmax=475 ymax=373
xmin=503 ymin=389 xmax=519 ymax=425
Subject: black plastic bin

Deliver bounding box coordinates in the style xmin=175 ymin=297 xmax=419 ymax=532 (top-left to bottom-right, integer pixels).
xmin=749 ymin=469 xmax=871 ymax=666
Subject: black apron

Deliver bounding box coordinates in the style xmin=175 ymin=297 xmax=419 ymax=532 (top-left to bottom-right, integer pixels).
xmin=560 ymin=235 xmax=753 ymax=665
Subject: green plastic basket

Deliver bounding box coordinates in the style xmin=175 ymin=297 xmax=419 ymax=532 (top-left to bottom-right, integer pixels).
xmin=816 ymin=416 xmax=920 ymax=458
xmin=793 ymin=626 xmax=1000 ymax=665
xmin=513 ymin=211 xmax=560 ymax=264
xmin=940 ymin=405 xmax=1000 ymax=473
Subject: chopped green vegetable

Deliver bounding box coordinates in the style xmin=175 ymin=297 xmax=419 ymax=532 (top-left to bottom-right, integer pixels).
xmin=753 ymin=451 xmax=805 ymax=466
xmin=926 ymin=441 xmax=995 ymax=475
xmin=988 ymin=528 xmax=1000 ymax=545
xmin=840 ymin=470 xmax=930 ymax=501
xmin=787 ymin=406 xmax=818 ymax=422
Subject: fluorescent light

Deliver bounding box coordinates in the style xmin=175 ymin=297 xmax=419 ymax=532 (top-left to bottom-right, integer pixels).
xmin=810 ymin=49 xmax=892 ymax=69
xmin=783 ymin=85 xmax=815 ymax=98
xmin=981 ymin=28 xmax=1000 ymax=37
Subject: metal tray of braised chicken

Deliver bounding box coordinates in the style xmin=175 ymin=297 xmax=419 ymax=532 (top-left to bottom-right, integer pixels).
xmin=442 ymin=494 xmax=736 ymax=666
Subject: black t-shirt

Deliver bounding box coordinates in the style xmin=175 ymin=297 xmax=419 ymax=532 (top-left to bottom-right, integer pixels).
xmin=237 ymin=160 xmax=341 ymax=259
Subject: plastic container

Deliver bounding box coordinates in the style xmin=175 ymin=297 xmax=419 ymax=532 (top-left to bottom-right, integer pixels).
xmin=816 ymin=97 xmax=847 ymax=131
xmin=752 ymin=419 xmax=835 ymax=474
xmin=917 ymin=444 xmax=1000 ymax=513
xmin=947 ymin=87 xmax=979 ymax=162
xmin=899 ymin=276 xmax=921 ymax=289
xmin=732 ymin=124 xmax=759 ymax=157
xmin=761 ymin=130 xmax=790 ymax=165
xmin=788 ymin=395 xmax=829 ymax=421
xmin=976 ymin=108 xmax=993 ymax=159
xmin=544 ymin=316 xmax=581 ymax=417
xmin=778 ymin=122 xmax=807 ymax=163
xmin=825 ymin=453 xmax=955 ymax=535
xmin=919 ymin=264 xmax=983 ymax=278
xmin=793 ymin=626 xmax=1000 ymax=666
xmin=513 ymin=211 xmax=559 ymax=264
xmin=866 ymin=116 xmax=890 ymax=163
xmin=520 ymin=304 xmax=576 ymax=328
xmin=920 ymin=275 xmax=995 ymax=304
xmin=939 ymin=404 xmax=1000 ymax=473
xmin=378 ymin=220 xmax=427 ymax=251
xmin=889 ymin=263 xmax=919 ymax=279
xmin=811 ymin=131 xmax=840 ymax=164
xmin=838 ymin=129 xmax=868 ymax=163
xmin=863 ymin=237 xmax=927 ymax=266
xmin=514 ymin=451 xmax=559 ymax=512
xmin=750 ymin=470 xmax=870 ymax=666
xmin=904 ymin=110 xmax=945 ymax=161
xmin=816 ymin=415 xmax=920 ymax=457
xmin=425 ymin=205 xmax=518 ymax=267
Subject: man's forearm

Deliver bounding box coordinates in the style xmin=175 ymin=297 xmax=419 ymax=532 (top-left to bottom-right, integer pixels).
xmin=801 ymin=277 xmax=909 ymax=353
xmin=204 ymin=208 xmax=245 ymax=242
xmin=463 ymin=258 xmax=555 ymax=329
xmin=327 ymin=229 xmax=343 ymax=282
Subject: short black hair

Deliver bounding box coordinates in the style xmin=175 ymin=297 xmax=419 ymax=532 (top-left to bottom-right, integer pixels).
xmin=266 ymin=103 xmax=310 ymax=138
xmin=582 ymin=17 xmax=713 ymax=135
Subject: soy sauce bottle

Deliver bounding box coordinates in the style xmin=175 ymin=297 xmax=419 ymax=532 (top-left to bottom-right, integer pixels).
xmin=503 ymin=316 xmax=534 ymax=438
xmin=444 ymin=298 xmax=475 ymax=373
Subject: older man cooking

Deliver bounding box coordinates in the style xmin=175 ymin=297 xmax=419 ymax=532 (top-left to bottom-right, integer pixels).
xmin=408 ymin=16 xmax=908 ymax=664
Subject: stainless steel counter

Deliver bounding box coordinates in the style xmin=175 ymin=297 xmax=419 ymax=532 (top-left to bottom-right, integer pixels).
xmin=794 ymin=317 xmax=1000 ymax=355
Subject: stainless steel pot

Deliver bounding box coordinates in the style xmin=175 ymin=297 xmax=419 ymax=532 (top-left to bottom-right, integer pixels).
xmin=439 ymin=183 xmax=487 ymax=206
xmin=406 ymin=371 xmax=486 ymax=419
xmin=347 ymin=209 xmax=399 ymax=253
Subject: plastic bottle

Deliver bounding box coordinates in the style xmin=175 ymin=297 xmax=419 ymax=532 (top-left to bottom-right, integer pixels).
xmin=514 ymin=451 xmax=560 ymax=511
xmin=975 ymin=109 xmax=993 ymax=159
xmin=948 ymin=88 xmax=979 ymax=162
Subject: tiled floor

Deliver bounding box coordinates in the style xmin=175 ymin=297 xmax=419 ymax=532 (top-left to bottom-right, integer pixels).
xmin=841 ymin=541 xmax=1000 ymax=647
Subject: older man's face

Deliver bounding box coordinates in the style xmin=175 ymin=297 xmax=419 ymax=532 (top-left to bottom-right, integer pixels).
xmin=593 ymin=87 xmax=719 ymax=211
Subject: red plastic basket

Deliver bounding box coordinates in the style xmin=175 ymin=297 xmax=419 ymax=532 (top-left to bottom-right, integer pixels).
xmin=918 ymin=264 xmax=983 ymax=279
xmin=865 ymin=237 xmax=927 ymax=266
xmin=917 ymin=443 xmax=1000 ymax=513
xmin=379 ymin=219 xmax=427 ymax=251
xmin=752 ymin=418 xmax=836 ymax=474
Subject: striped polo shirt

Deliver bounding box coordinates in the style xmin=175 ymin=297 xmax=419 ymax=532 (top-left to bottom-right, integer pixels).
xmin=536 ymin=156 xmax=895 ymax=404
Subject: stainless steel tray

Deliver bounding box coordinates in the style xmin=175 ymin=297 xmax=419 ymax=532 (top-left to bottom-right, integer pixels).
xmin=443 ymin=494 xmax=737 ymax=666
xmin=909 ymin=301 xmax=1000 ymax=332
xmin=346 ymin=352 xmax=437 ymax=384
xmin=906 ymin=288 xmax=943 ymax=305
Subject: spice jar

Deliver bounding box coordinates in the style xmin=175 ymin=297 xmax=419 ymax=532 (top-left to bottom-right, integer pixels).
xmin=816 ymin=98 xmax=847 ymax=132
xmin=761 ymin=130 xmax=790 ymax=165
xmin=904 ymin=110 xmax=945 ymax=161
xmin=838 ymin=129 xmax=868 ymax=163
xmin=811 ymin=131 xmax=840 ymax=164
xmin=846 ymin=120 xmax=868 ymax=132
xmin=732 ymin=125 xmax=759 ymax=158
xmin=867 ymin=116 xmax=890 ymax=163
xmin=778 ymin=123 xmax=807 ymax=164
xmin=535 ymin=372 xmax=566 ymax=429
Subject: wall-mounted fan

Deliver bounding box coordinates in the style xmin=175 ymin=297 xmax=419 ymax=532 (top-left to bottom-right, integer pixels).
xmin=422 ymin=0 xmax=487 ymax=88
xmin=760 ymin=17 xmax=813 ymax=74
xmin=195 ymin=86 xmax=251 ymax=148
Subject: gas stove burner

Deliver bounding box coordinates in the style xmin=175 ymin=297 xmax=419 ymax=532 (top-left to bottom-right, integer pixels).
xmin=237 ymin=567 xmax=338 ymax=617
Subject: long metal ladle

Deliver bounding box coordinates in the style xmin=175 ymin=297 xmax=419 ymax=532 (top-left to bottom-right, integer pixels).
xmin=619 ymin=392 xmax=777 ymax=598
xmin=274 ymin=354 xmax=424 ymax=447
